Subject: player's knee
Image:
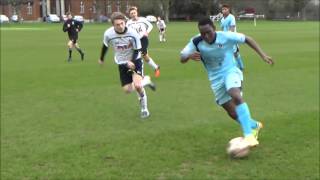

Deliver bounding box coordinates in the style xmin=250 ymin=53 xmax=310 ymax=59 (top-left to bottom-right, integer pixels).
xmin=134 ymin=83 xmax=143 ymax=91
xmin=233 ymin=96 xmax=243 ymax=105
xmin=122 ymin=86 xmax=134 ymax=94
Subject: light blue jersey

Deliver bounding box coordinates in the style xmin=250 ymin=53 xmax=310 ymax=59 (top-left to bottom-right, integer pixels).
xmin=181 ymin=31 xmax=246 ymax=105
xmin=220 ymin=14 xmax=236 ymax=32
xmin=181 ymin=31 xmax=245 ymax=81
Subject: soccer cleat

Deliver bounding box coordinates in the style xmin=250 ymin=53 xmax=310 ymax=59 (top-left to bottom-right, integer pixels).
xmin=81 ymin=53 xmax=84 ymax=61
xmin=252 ymin=122 xmax=263 ymax=140
xmin=154 ymin=66 xmax=160 ymax=78
xmin=144 ymin=76 xmax=156 ymax=91
xmin=140 ymin=109 xmax=150 ymax=118
xmin=67 ymin=57 xmax=72 ymax=62
xmin=244 ymin=134 xmax=259 ymax=147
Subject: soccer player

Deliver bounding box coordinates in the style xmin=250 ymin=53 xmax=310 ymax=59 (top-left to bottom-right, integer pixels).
xmin=220 ymin=4 xmax=244 ymax=71
xmin=99 ymin=12 xmax=156 ymax=118
xmin=62 ymin=12 xmax=84 ymax=62
xmin=127 ymin=6 xmax=161 ymax=78
xmin=180 ymin=17 xmax=274 ymax=147
xmin=156 ymin=16 xmax=166 ymax=42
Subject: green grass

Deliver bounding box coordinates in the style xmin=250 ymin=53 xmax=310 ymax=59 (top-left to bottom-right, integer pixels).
xmin=1 ymin=21 xmax=319 ymax=179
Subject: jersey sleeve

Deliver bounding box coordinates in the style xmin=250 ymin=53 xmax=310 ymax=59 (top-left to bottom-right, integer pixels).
xmin=226 ymin=32 xmax=246 ymax=44
xmin=103 ymin=31 xmax=109 ymax=47
xmin=230 ymin=15 xmax=236 ymax=27
xmin=143 ymin=18 xmax=153 ymax=33
xmin=180 ymin=38 xmax=197 ymax=59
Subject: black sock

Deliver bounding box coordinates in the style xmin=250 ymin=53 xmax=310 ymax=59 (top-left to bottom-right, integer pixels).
xmin=76 ymin=47 xmax=83 ymax=55
xmin=68 ymin=48 xmax=72 ymax=57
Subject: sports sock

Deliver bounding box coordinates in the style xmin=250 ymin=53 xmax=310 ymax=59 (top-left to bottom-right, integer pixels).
xmin=75 ymin=47 xmax=83 ymax=55
xmin=146 ymin=58 xmax=158 ymax=70
xmin=250 ymin=119 xmax=258 ymax=129
xmin=138 ymin=88 xmax=147 ymax=110
xmin=235 ymin=103 xmax=253 ymax=137
xmin=68 ymin=48 xmax=72 ymax=57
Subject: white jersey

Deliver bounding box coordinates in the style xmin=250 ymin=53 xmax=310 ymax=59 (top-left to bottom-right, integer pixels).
xmin=103 ymin=27 xmax=142 ymax=65
xmin=156 ymin=20 xmax=166 ymax=29
xmin=126 ymin=17 xmax=153 ymax=39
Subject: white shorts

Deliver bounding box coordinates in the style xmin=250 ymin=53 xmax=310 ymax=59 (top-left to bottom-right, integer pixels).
xmin=210 ymin=68 xmax=243 ymax=105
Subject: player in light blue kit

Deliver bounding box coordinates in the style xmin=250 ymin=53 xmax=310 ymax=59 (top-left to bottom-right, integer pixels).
xmin=220 ymin=4 xmax=244 ymax=71
xmin=180 ymin=17 xmax=274 ymax=147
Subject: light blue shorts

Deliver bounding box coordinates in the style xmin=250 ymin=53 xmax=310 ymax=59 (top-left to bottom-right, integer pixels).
xmin=210 ymin=68 xmax=243 ymax=105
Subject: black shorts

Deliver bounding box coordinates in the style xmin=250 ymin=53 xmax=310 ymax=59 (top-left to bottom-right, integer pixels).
xmin=118 ymin=58 xmax=143 ymax=86
xmin=140 ymin=36 xmax=149 ymax=56
xmin=68 ymin=34 xmax=78 ymax=44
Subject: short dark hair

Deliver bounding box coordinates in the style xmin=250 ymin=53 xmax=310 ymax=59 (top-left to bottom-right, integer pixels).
xmin=129 ymin=6 xmax=138 ymax=13
xmin=222 ymin=4 xmax=231 ymax=9
xmin=198 ymin=17 xmax=216 ymax=29
xmin=110 ymin=12 xmax=127 ymax=23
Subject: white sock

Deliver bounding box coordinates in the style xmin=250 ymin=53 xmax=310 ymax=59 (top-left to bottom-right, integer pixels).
xmin=159 ymin=35 xmax=162 ymax=42
xmin=147 ymin=58 xmax=158 ymax=70
xmin=138 ymin=88 xmax=147 ymax=110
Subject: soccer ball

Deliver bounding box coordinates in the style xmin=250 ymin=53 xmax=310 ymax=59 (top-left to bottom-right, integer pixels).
xmin=226 ymin=137 xmax=250 ymax=158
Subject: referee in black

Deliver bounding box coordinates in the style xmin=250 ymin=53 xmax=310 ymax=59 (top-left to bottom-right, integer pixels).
xmin=63 ymin=12 xmax=84 ymax=62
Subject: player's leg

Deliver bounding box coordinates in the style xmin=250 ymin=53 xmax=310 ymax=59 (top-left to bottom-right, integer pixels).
xmin=159 ymin=31 xmax=162 ymax=42
xmin=141 ymin=37 xmax=160 ymax=77
xmin=222 ymin=100 xmax=259 ymax=129
xmin=67 ymin=40 xmax=73 ymax=62
xmin=73 ymin=35 xmax=84 ymax=61
xmin=132 ymin=59 xmax=155 ymax=118
xmin=225 ymin=69 xmax=258 ymax=146
xmin=162 ymin=31 xmax=166 ymax=42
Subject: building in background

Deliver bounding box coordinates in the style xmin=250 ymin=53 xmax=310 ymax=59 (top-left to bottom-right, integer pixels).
xmin=0 ymin=0 xmax=136 ymax=22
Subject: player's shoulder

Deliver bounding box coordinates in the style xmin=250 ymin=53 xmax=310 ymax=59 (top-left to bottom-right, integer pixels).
xmin=191 ymin=34 xmax=203 ymax=46
xmin=104 ymin=27 xmax=115 ymax=36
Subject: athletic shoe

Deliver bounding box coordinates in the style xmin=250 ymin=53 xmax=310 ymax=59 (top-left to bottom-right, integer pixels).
xmin=154 ymin=66 xmax=160 ymax=78
xmin=67 ymin=57 xmax=72 ymax=62
xmin=244 ymin=134 xmax=259 ymax=147
xmin=140 ymin=109 xmax=150 ymax=118
xmin=252 ymin=122 xmax=263 ymax=140
xmin=144 ymin=76 xmax=156 ymax=91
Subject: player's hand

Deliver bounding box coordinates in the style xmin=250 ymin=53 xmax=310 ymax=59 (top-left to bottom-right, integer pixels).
xmin=76 ymin=29 xmax=79 ymax=32
xmin=262 ymin=55 xmax=274 ymax=65
xmin=189 ymin=52 xmax=201 ymax=61
xmin=126 ymin=61 xmax=136 ymax=70
xmin=126 ymin=61 xmax=135 ymax=70
xmin=67 ymin=24 xmax=70 ymax=28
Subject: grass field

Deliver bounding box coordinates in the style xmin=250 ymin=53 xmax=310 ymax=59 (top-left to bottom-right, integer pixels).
xmin=1 ymin=20 xmax=319 ymax=179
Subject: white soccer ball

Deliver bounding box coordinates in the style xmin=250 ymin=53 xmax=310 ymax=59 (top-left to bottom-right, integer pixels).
xmin=226 ymin=137 xmax=250 ymax=158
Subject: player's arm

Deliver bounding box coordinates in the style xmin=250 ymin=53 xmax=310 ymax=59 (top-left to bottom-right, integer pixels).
xmin=145 ymin=19 xmax=153 ymax=34
xmin=229 ymin=25 xmax=235 ymax=32
xmin=180 ymin=41 xmax=201 ymax=63
xmin=229 ymin=16 xmax=236 ymax=32
xmin=99 ymin=44 xmax=108 ymax=64
xmin=62 ymin=21 xmax=68 ymax=32
xmin=245 ymin=36 xmax=274 ymax=65
xmin=76 ymin=21 xmax=83 ymax=32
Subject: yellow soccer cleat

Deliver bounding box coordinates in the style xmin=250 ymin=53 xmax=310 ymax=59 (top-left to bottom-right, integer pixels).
xmin=244 ymin=134 xmax=259 ymax=147
xmin=252 ymin=122 xmax=264 ymax=140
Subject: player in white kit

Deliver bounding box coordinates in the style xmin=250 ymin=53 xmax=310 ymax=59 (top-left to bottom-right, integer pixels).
xmin=127 ymin=6 xmax=161 ymax=78
xmin=156 ymin=16 xmax=167 ymax=42
xmin=99 ymin=12 xmax=156 ymax=118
